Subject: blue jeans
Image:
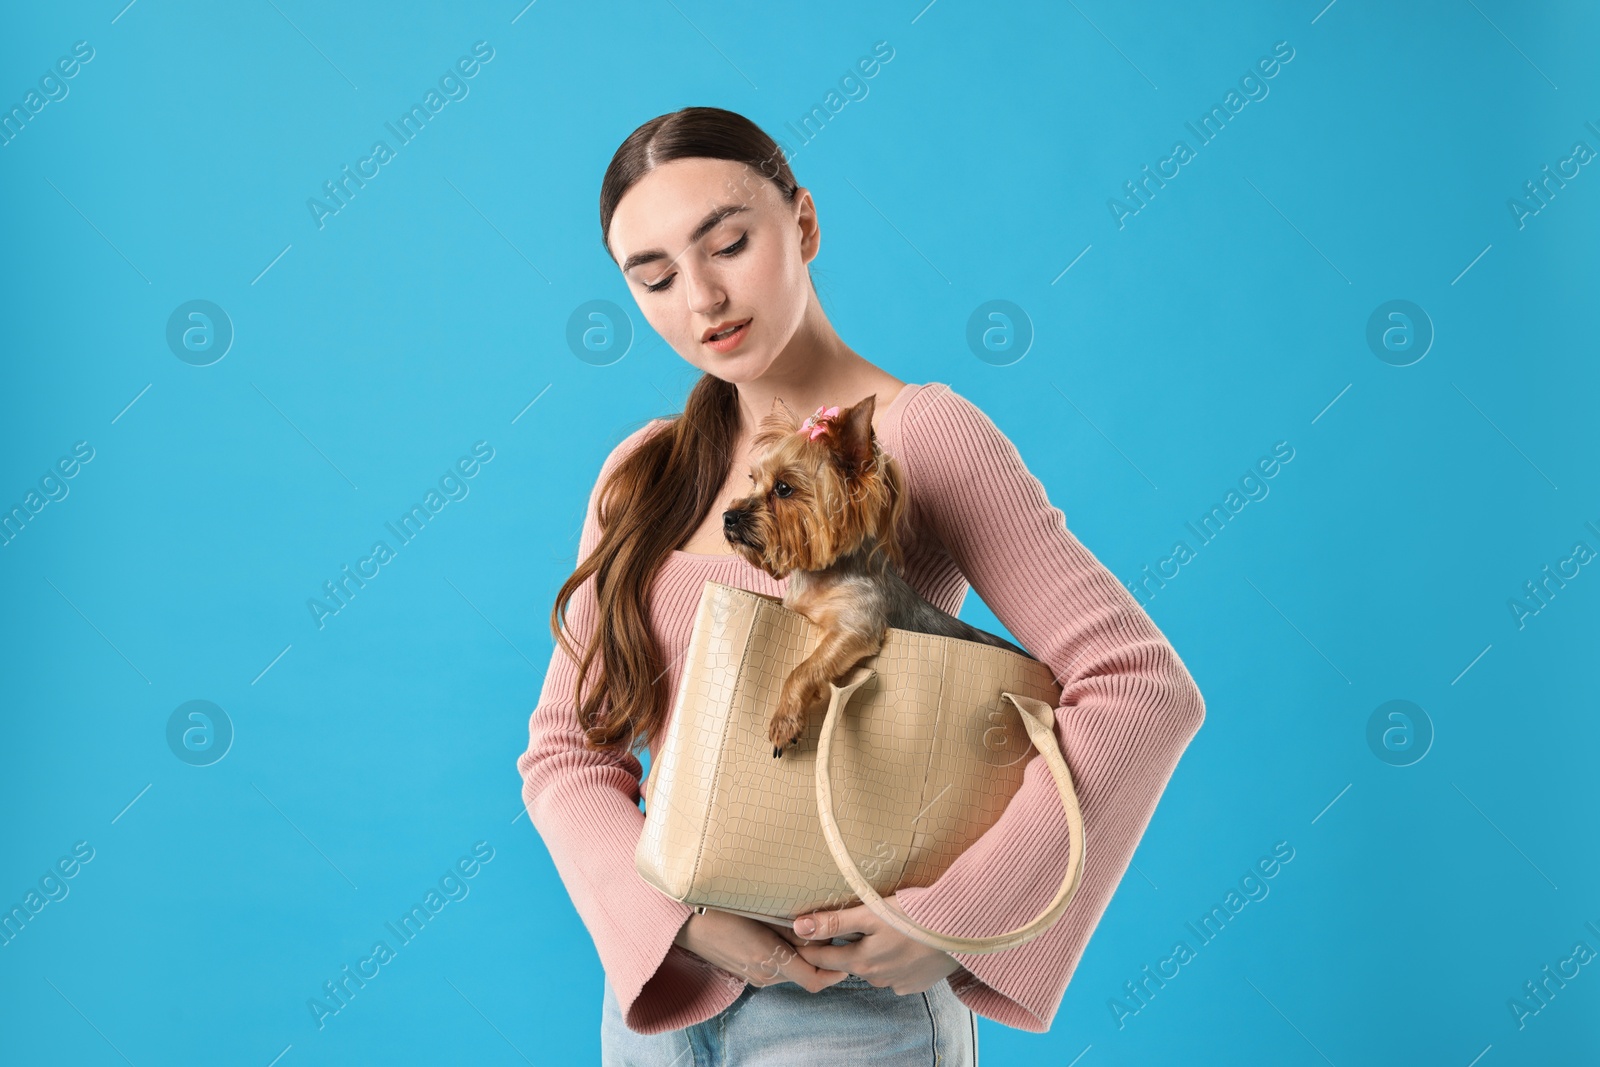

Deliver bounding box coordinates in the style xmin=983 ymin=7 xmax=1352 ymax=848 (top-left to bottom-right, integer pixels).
xmin=600 ymin=971 xmax=978 ymax=1066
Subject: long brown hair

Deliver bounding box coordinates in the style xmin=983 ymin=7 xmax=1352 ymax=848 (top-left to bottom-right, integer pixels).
xmin=550 ymin=107 xmax=804 ymax=756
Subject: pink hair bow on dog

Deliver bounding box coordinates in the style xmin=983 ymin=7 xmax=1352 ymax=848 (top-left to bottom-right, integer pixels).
xmin=799 ymin=404 xmax=842 ymax=440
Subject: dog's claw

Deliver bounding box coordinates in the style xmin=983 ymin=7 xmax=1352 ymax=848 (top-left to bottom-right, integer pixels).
xmin=773 ymin=746 xmax=782 ymax=759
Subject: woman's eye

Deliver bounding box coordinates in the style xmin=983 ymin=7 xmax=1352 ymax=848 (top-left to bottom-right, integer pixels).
xmin=773 ymin=480 xmax=793 ymax=498
xmin=643 ymin=234 xmax=744 ymax=293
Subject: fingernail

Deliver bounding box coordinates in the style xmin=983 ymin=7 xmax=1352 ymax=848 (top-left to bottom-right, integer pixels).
xmin=795 ymin=918 xmax=814 ymax=935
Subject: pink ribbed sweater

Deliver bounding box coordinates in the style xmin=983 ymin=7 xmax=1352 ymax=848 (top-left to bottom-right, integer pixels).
xmin=517 ymin=381 xmax=1205 ymax=1036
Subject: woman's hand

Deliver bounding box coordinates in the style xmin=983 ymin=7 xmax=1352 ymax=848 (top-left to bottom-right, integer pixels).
xmin=778 ymin=894 xmax=964 ymax=995
xmin=673 ymin=908 xmax=853 ymax=992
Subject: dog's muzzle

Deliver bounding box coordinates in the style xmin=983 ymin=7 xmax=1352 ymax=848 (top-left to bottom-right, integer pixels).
xmin=722 ymin=508 xmax=750 ymax=547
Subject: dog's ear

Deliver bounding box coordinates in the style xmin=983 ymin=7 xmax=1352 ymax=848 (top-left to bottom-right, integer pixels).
xmin=754 ymin=396 xmax=800 ymax=447
xmin=830 ymin=395 xmax=876 ymax=475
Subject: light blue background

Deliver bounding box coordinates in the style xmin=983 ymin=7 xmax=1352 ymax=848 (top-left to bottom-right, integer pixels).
xmin=3 ymin=1 xmax=1596 ymax=1064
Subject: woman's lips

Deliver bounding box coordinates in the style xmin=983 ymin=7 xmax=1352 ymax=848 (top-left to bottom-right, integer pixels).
xmin=703 ymin=318 xmax=751 ymax=353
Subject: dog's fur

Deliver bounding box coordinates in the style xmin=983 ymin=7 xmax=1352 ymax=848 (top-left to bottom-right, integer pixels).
xmin=722 ymin=394 xmax=1032 ymax=757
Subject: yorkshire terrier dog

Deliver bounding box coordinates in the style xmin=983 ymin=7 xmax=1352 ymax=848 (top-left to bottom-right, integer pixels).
xmin=722 ymin=394 xmax=1033 ymax=758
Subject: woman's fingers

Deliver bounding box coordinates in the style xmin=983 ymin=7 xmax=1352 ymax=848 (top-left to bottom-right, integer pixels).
xmin=792 ymin=940 xmax=865 ymax=974
xmin=775 ymin=947 xmax=851 ymax=993
xmin=708 ymin=914 xmax=848 ymax=991
xmin=778 ymin=927 xmax=824 ymax=948
xmin=758 ymin=918 xmax=825 ymax=949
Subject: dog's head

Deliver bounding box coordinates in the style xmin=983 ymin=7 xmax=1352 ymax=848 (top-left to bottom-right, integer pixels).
xmin=723 ymin=394 xmax=908 ymax=581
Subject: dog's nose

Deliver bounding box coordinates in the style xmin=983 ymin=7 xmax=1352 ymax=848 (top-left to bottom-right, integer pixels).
xmin=723 ymin=509 xmax=741 ymax=529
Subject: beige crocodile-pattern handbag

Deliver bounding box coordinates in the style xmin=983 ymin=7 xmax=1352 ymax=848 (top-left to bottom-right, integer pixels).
xmin=635 ymin=580 xmax=1086 ymax=955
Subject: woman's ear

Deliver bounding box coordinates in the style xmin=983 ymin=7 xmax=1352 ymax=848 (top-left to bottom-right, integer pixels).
xmin=794 ymin=187 xmax=821 ymax=264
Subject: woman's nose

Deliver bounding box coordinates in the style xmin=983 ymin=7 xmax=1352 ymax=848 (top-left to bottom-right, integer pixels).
xmin=681 ymin=263 xmax=726 ymax=315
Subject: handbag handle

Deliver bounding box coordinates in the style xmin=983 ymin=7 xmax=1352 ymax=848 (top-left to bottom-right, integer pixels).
xmin=813 ymin=664 xmax=1087 ymax=955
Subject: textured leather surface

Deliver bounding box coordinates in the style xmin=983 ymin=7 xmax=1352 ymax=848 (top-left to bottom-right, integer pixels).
xmin=815 ymin=665 xmax=1087 ymax=954
xmin=636 ymin=580 xmax=1083 ymax=951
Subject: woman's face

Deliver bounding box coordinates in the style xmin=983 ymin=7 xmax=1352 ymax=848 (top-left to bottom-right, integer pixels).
xmin=607 ymin=157 xmax=817 ymax=385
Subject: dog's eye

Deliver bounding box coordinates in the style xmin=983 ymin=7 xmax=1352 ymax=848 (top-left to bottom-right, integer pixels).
xmin=773 ymin=480 xmax=793 ymax=498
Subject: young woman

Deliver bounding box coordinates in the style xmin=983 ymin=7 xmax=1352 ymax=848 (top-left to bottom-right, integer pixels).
xmin=517 ymin=107 xmax=1206 ymax=1065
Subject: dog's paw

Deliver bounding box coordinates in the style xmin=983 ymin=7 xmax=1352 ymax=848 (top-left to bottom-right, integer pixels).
xmin=767 ymin=694 xmax=808 ymax=758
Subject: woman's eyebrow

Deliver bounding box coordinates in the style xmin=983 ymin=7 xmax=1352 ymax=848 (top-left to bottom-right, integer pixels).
xmin=620 ymin=203 xmax=750 ymax=273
